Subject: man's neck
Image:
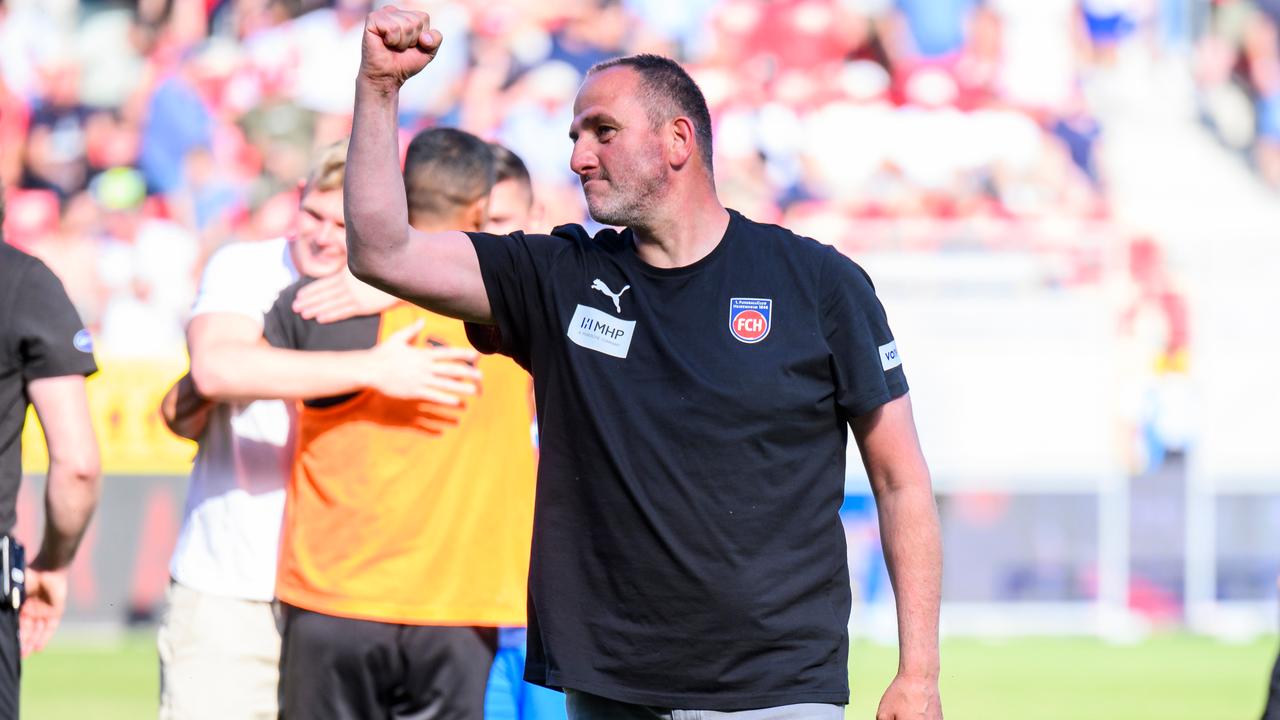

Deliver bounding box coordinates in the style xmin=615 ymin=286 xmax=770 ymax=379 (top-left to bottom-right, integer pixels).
xmin=630 ymin=186 xmax=730 ymax=270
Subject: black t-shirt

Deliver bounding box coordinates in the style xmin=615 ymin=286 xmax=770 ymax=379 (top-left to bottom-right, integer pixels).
xmin=262 ymin=278 xmax=379 ymax=407
xmin=0 ymin=244 xmax=98 ymax=534
xmin=466 ymin=209 xmax=908 ymax=710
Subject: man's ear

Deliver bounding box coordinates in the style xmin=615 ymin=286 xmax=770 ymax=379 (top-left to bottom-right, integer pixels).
xmin=462 ymin=195 xmax=490 ymax=232
xmin=669 ymin=117 xmax=696 ymax=169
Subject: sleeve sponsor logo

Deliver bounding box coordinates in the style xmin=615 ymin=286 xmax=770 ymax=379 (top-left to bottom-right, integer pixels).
xmin=879 ymin=340 xmax=901 ymax=371
xmin=567 ymin=304 xmax=636 ymax=359
xmin=73 ymin=329 xmax=94 ymax=353
xmin=729 ymin=298 xmax=772 ymax=344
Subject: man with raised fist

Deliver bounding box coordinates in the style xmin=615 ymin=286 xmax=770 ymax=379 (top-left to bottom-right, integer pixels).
xmin=346 ymin=7 xmax=944 ymax=720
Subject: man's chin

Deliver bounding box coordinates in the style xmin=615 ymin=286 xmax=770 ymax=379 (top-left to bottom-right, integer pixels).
xmin=299 ymin=260 xmax=347 ymax=279
xmin=586 ymin=202 xmax=626 ymax=228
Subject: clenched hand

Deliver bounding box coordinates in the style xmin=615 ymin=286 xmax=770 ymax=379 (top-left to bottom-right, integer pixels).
xmin=360 ymin=6 xmax=443 ymax=93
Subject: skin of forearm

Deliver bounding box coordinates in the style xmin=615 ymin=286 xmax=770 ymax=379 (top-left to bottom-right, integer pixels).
xmin=876 ymin=479 xmax=942 ymax=678
xmin=36 ymin=460 xmax=101 ymax=570
xmin=190 ymin=342 xmax=376 ymax=403
xmin=345 ymin=80 xmax=411 ymax=288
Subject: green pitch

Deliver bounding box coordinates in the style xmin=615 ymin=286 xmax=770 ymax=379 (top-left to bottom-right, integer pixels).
xmin=18 ymin=631 xmax=1280 ymax=719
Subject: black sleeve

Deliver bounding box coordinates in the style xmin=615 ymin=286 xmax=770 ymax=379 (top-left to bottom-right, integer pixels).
xmin=14 ymin=258 xmax=97 ymax=381
xmin=263 ymin=282 xmax=305 ymax=350
xmin=820 ymin=247 xmax=908 ymax=419
xmin=466 ymin=229 xmax=575 ymax=370
xmin=463 ymin=322 xmax=504 ymax=355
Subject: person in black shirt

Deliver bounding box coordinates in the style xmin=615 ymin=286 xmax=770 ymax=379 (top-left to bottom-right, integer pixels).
xmin=344 ymin=9 xmax=943 ymax=720
xmin=0 ymin=186 xmax=102 ymax=716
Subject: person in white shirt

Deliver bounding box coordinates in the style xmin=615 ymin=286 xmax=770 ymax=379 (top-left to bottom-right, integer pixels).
xmin=156 ymin=139 xmax=481 ymax=720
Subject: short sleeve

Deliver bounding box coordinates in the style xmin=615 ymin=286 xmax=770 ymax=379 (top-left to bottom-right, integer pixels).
xmin=466 ymin=229 xmax=573 ymax=370
xmin=14 ymin=259 xmax=98 ymax=381
xmin=263 ymin=284 xmax=302 ymax=350
xmin=190 ymin=242 xmax=279 ymax=322
xmin=820 ymin=248 xmax=908 ymax=419
xmin=463 ymin=322 xmax=504 ymax=356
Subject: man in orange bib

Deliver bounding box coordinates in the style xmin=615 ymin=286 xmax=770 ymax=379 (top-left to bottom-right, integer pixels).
xmin=265 ymin=127 xmax=537 ymax=720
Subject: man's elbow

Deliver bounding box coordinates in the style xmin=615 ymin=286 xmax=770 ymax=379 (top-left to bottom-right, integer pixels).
xmin=74 ymin=456 xmax=102 ymax=487
xmin=346 ymin=245 xmax=396 ymax=294
xmin=51 ymin=449 xmax=101 ymax=488
xmin=189 ymin=355 xmax=232 ymax=399
xmin=868 ymin=463 xmax=934 ymax=498
xmin=346 ymin=251 xmax=378 ymax=286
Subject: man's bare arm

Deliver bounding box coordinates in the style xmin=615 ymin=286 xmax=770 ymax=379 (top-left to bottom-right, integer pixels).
xmin=345 ymin=7 xmax=492 ymax=323
xmin=852 ymin=393 xmax=943 ymax=720
xmin=187 ymin=313 xmax=479 ymax=404
xmin=22 ymin=375 xmax=102 ymax=657
xmin=27 ymin=376 xmax=101 ymax=570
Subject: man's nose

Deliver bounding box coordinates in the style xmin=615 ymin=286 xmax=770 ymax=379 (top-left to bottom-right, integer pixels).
xmin=570 ymin=143 xmax=598 ymax=177
xmin=321 ymin=220 xmax=344 ymax=246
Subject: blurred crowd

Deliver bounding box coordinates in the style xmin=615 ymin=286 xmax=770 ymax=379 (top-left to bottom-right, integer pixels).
xmin=1194 ymin=0 xmax=1280 ymax=187
xmin=0 ymin=0 xmax=1180 ymax=357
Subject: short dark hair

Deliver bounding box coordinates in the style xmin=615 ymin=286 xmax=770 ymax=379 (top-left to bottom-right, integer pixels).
xmin=588 ymin=54 xmax=714 ymax=172
xmin=490 ymin=143 xmax=533 ymax=202
xmin=490 ymin=143 xmax=531 ymax=188
xmin=403 ymin=127 xmax=496 ymax=224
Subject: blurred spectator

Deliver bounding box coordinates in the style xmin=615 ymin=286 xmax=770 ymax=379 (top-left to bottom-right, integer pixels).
xmin=0 ymin=0 xmax=64 ymax=102
xmin=2 ymin=0 xmax=1159 ymax=354
xmin=92 ymin=167 xmax=198 ymax=356
xmin=547 ymin=0 xmax=631 ymax=74
xmin=989 ymin=0 xmax=1083 ymax=114
xmin=888 ymin=0 xmax=977 ymax=64
xmin=496 ymin=61 xmax=581 ymax=185
xmin=289 ymin=0 xmax=373 ymax=117
xmin=0 ymin=188 xmax=58 ymax=252
xmin=139 ymin=55 xmax=214 ymax=195
xmin=623 ymin=0 xmax=717 ymax=55
xmin=76 ymin=4 xmax=147 ymax=109
xmin=1196 ymin=0 xmax=1280 ymax=188
xmin=28 ymin=191 xmax=106 ymax=329
xmin=1081 ymin=0 xmax=1141 ymax=60
xmin=20 ymin=60 xmax=94 ymax=199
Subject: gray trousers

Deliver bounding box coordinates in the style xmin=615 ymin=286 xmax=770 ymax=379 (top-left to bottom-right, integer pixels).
xmin=565 ymin=689 xmax=844 ymax=720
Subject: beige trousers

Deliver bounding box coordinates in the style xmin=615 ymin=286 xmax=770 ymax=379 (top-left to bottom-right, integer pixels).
xmin=157 ymin=581 xmax=282 ymax=719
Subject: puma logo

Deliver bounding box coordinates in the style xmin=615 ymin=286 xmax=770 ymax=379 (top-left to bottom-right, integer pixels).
xmin=591 ymin=279 xmax=630 ymax=314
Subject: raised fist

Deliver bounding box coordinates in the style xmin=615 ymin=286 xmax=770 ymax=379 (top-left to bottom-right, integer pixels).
xmin=359 ymin=6 xmax=442 ymax=92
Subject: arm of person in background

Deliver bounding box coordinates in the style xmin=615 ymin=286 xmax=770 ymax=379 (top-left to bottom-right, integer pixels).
xmin=852 ymin=393 xmax=944 ymax=720
xmin=291 ymin=266 xmax=397 ymax=323
xmin=20 ymin=375 xmax=101 ymax=658
xmin=161 ymin=268 xmax=403 ymax=441
xmin=160 ymin=372 xmax=213 ymax=441
xmin=344 ymin=7 xmax=493 ymax=323
xmin=187 ymin=311 xmax=479 ymax=406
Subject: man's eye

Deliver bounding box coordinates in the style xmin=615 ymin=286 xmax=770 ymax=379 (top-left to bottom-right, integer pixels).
xmin=599 ymin=127 xmax=616 ymax=140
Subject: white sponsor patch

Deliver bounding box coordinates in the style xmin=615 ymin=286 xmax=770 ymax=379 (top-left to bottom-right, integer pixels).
xmin=879 ymin=340 xmax=902 ymax=371
xmin=567 ymin=304 xmax=636 ymax=359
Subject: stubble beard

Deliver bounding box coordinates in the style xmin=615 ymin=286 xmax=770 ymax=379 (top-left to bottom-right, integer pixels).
xmin=584 ymin=165 xmax=667 ymax=229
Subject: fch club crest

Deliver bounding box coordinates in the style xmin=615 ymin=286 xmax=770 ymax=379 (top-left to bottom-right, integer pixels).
xmin=729 ymin=298 xmax=772 ymax=343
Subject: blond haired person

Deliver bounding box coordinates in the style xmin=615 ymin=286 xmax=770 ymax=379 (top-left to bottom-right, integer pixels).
xmin=157 ymin=140 xmax=478 ymax=719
